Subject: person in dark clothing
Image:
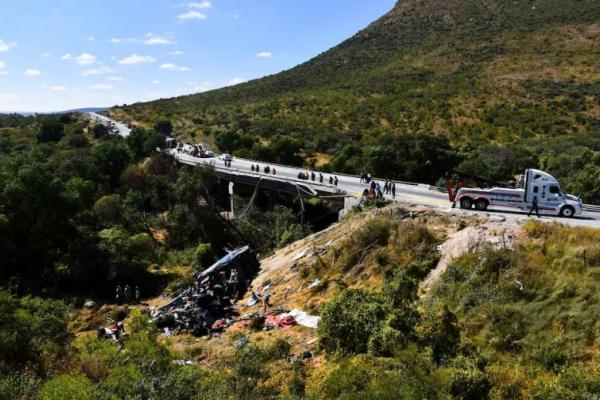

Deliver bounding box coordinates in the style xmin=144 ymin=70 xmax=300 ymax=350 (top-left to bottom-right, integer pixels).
xmin=124 ymin=285 xmax=132 ymax=303
xmin=528 ymin=196 xmax=540 ymax=218
xmin=115 ymin=285 xmax=123 ymax=304
xmin=319 ymin=173 xmax=324 ymax=183
xmin=391 ymin=182 xmax=396 ymax=199
xmin=334 ymin=176 xmax=338 ymax=186
xmin=311 ymin=171 xmax=315 ymax=181
xmin=329 ymin=176 xmax=333 ymax=185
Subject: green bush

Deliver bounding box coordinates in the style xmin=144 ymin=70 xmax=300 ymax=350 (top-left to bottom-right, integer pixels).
xmin=39 ymin=373 xmax=95 ymax=400
xmin=448 ymin=356 xmax=491 ymax=400
xmin=318 ymin=289 xmax=387 ymax=355
xmin=0 ymin=373 xmax=40 ymax=400
xmin=0 ymin=291 xmax=70 ymax=371
xmin=417 ymin=303 xmax=460 ymax=364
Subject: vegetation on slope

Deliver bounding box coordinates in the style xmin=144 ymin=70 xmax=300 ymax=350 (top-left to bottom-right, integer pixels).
xmin=109 ymin=0 xmax=600 ymax=201
xmin=1 ymin=176 xmax=599 ymax=399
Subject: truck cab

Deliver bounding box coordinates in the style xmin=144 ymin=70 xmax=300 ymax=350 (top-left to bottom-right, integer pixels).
xmin=522 ymin=169 xmax=583 ymax=217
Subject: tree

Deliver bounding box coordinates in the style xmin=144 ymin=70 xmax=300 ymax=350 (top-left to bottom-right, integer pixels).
xmin=92 ymin=139 xmax=131 ymax=188
xmin=0 ymin=291 xmax=70 ymax=371
xmin=37 ymin=119 xmax=64 ymax=143
xmin=92 ymin=123 xmax=110 ymax=139
xmin=154 ymin=120 xmax=173 ymax=136
xmin=269 ymin=135 xmax=303 ymax=166
xmin=93 ymin=194 xmax=123 ymax=226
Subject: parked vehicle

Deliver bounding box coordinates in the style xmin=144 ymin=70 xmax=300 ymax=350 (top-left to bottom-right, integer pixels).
xmin=447 ymin=169 xmax=583 ymax=217
xmin=220 ymin=153 xmax=233 ymax=162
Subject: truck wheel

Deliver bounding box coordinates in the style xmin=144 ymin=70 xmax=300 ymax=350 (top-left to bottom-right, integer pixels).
xmin=460 ymin=198 xmax=473 ymax=209
xmin=560 ymin=206 xmax=575 ymax=218
xmin=475 ymin=199 xmax=488 ymax=211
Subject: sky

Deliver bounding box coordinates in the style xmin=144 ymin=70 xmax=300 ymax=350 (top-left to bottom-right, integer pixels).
xmin=0 ymin=0 xmax=396 ymax=112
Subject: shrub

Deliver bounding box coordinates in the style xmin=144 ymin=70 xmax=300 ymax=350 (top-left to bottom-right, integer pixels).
xmin=318 ymin=289 xmax=387 ymax=355
xmin=0 ymin=291 xmax=70 ymax=371
xmin=418 ymin=303 xmax=460 ymax=364
xmin=0 ymin=373 xmax=40 ymax=400
xmin=488 ymin=306 xmax=526 ymax=352
xmin=448 ymin=356 xmax=491 ymax=400
xmin=39 ymin=373 xmax=95 ymax=400
xmin=229 ymin=345 xmax=268 ymax=399
xmin=531 ymin=336 xmax=570 ymax=373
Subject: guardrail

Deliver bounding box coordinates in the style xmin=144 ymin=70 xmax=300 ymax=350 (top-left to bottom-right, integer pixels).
xmin=173 ymin=152 xmax=347 ymax=196
xmin=171 ymin=150 xmax=600 ymax=213
xmin=583 ymin=204 xmax=600 ymax=213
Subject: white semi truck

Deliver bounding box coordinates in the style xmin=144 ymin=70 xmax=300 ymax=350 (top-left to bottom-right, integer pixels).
xmin=447 ymin=169 xmax=583 ymax=218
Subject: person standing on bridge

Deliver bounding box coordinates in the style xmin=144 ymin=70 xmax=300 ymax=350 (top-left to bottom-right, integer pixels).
xmin=251 ymin=164 xmax=255 ymax=172
xmin=391 ymin=182 xmax=396 ymax=199
xmin=319 ymin=173 xmax=323 ymax=183
xmin=334 ymin=176 xmax=339 ymax=187
xmin=329 ymin=176 xmax=333 ymax=185
xmin=272 ymin=168 xmax=276 ymax=175
xmin=311 ymin=171 xmax=315 ymax=181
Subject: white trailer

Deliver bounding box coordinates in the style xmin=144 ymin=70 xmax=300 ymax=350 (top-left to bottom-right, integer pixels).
xmin=448 ymin=169 xmax=583 ymax=217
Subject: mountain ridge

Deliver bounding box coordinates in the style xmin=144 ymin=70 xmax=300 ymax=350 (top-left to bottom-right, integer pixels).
xmin=108 ymin=0 xmax=600 ymax=200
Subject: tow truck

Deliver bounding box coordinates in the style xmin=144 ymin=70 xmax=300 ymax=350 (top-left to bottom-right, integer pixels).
xmin=446 ymin=169 xmax=583 ymax=218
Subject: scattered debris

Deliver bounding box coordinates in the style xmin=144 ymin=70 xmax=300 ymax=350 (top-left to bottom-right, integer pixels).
xmin=97 ymin=320 xmax=126 ymax=341
xmin=308 ymin=279 xmax=321 ymax=289
xmin=152 ymin=246 xmax=259 ymax=336
xmin=234 ymin=335 xmax=249 ymax=349
xmin=172 ymin=360 xmax=195 ymax=366
xmin=515 ymin=280 xmax=524 ymax=291
xmin=292 ymin=248 xmax=311 ymax=261
xmin=281 ymin=309 xmax=320 ymax=329
xmin=245 ymin=291 xmax=259 ymax=307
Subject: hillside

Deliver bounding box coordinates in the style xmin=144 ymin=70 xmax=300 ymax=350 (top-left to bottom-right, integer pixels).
xmin=108 ymin=0 xmax=600 ymax=202
xmin=52 ymin=205 xmax=599 ymax=399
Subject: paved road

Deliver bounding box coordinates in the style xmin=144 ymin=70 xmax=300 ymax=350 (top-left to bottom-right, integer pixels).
xmin=87 ymin=113 xmax=600 ymax=228
xmin=88 ymin=112 xmax=131 ymax=137
xmin=171 ymin=150 xmax=600 ymax=228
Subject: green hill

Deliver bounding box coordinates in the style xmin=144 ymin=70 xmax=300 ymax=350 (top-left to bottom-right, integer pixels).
xmin=109 ymin=0 xmax=600 ymax=201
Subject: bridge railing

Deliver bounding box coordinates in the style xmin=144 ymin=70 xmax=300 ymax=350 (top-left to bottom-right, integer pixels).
xmin=172 ymin=151 xmax=600 ymax=213
xmin=174 ymin=152 xmax=348 ymax=196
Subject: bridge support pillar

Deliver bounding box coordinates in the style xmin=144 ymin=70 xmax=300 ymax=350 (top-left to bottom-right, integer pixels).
xmin=228 ymin=182 xmax=235 ymax=219
xmin=339 ymin=196 xmax=361 ymax=220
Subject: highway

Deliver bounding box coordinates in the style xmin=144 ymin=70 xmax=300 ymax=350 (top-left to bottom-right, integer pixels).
xmin=88 ymin=112 xmax=131 ymax=137
xmin=171 ymin=150 xmax=600 ymax=228
xmin=88 ymin=112 xmax=600 ymax=228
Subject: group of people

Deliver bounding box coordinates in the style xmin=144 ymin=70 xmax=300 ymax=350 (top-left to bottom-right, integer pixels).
xmin=363 ymin=179 xmax=396 ymax=199
xmin=115 ymin=284 xmax=140 ymax=304
xmin=297 ymin=171 xmax=339 ymax=186
xmin=251 ymin=164 xmax=277 ymax=175
xmin=249 ymin=164 xmax=340 ymax=187
xmin=223 ymin=159 xmax=232 ymax=167
xmin=359 ymin=172 xmax=374 ymax=184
